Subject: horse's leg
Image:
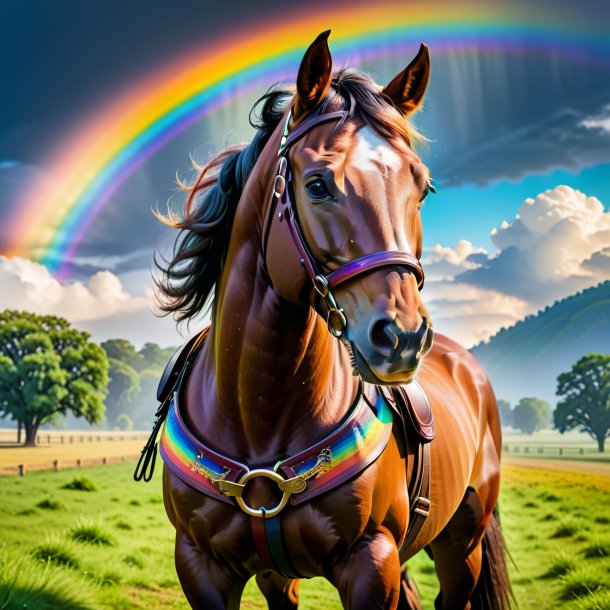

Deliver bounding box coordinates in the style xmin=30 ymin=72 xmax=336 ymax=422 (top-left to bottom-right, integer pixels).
xmin=428 ymin=487 xmax=485 ymax=610
xmin=175 ymin=528 xmax=246 ymax=610
xmin=397 ymin=565 xmax=423 ymax=610
xmin=330 ymin=529 xmax=401 ymax=610
xmin=256 ymin=571 xmax=300 ymax=609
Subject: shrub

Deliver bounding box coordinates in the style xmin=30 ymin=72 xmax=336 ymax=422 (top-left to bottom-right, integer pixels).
xmin=61 ymin=477 xmax=98 ymax=492
xmin=70 ymin=520 xmax=114 ymax=546
xmin=559 ymin=565 xmax=607 ymax=601
xmin=122 ymin=553 xmax=145 ymax=568
xmin=114 ymin=520 xmax=132 ymax=531
xmin=542 ymin=552 xmax=574 ymax=578
xmin=582 ymin=538 xmax=610 ymax=559
xmin=36 ymin=499 xmax=66 ymax=511
xmin=31 ymin=542 xmax=79 ymax=569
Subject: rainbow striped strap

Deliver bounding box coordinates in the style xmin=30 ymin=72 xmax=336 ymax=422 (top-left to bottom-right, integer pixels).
xmin=159 ymin=387 xmax=393 ymax=507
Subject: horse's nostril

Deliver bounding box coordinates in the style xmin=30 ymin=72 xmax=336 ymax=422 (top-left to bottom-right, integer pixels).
xmin=369 ymin=319 xmax=398 ymax=356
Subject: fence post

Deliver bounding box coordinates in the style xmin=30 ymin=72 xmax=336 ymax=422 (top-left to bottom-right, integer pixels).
xmin=102 ymin=457 xmax=107 ymax=465
xmin=76 ymin=459 xmax=81 ymax=468
xmin=53 ymin=460 xmax=60 ymax=471
xmin=18 ymin=464 xmax=26 ymax=476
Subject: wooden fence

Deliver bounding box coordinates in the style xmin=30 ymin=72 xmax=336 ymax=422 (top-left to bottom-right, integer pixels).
xmin=503 ymin=445 xmax=589 ymax=456
xmin=0 ymin=453 xmax=141 ymax=476
xmin=0 ymin=430 xmax=148 ymax=446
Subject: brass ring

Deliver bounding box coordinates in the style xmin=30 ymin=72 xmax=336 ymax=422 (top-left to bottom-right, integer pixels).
xmin=234 ymin=469 xmax=291 ymax=519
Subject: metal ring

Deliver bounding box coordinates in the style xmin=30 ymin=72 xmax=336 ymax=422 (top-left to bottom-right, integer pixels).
xmin=327 ymin=308 xmax=347 ymax=338
xmin=314 ymin=274 xmax=329 ymax=297
xmin=234 ymin=469 xmax=291 ymax=519
xmin=273 ymin=175 xmax=286 ymax=199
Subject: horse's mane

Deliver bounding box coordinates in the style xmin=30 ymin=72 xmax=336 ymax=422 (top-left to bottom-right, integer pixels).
xmin=155 ymin=69 xmax=421 ymax=322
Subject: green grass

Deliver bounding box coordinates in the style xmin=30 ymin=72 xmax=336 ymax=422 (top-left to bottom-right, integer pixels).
xmin=61 ymin=476 xmax=98 ymax=492
xmin=1 ymin=462 xmax=609 ymax=609
xmin=70 ymin=519 xmax=115 ymax=546
xmin=36 ymin=498 xmax=66 ymax=511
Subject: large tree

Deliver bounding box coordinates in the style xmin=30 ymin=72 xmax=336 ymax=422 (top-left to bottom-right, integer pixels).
xmin=0 ymin=310 xmax=109 ymax=446
xmin=554 ymin=354 xmax=610 ymax=452
xmin=512 ymin=397 xmax=551 ymax=435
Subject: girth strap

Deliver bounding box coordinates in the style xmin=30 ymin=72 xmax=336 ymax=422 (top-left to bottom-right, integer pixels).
xmin=251 ymin=512 xmax=303 ymax=579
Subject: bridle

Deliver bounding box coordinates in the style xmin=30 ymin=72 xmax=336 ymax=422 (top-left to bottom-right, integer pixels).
xmin=262 ymin=102 xmax=425 ymax=339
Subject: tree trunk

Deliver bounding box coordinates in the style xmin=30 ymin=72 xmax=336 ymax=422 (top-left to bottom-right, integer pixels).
xmin=24 ymin=422 xmax=40 ymax=447
xmin=597 ymin=436 xmax=605 ymax=453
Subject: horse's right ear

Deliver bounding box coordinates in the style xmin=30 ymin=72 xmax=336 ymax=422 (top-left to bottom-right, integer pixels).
xmin=293 ymin=30 xmax=333 ymax=122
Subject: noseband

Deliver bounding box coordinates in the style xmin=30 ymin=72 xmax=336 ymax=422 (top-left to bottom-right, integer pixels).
xmin=263 ymin=105 xmax=425 ymax=338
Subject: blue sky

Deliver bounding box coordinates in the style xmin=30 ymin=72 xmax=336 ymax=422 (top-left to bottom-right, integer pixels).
xmin=423 ymin=164 xmax=610 ymax=251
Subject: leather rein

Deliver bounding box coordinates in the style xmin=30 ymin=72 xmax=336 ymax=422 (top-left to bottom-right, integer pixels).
xmin=262 ymin=103 xmax=425 ymax=338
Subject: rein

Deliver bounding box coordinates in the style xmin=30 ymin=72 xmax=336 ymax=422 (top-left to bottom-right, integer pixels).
xmin=263 ymin=105 xmax=425 ymax=338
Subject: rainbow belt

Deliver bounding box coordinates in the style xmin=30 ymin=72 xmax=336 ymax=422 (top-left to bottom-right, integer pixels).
xmin=160 ymin=387 xmax=393 ymax=515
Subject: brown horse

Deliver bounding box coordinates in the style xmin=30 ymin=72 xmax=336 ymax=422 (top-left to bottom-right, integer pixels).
xmin=147 ymin=31 xmax=512 ymax=610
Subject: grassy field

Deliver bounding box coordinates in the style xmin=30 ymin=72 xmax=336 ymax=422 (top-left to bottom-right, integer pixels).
xmin=1 ymin=461 xmax=609 ymax=609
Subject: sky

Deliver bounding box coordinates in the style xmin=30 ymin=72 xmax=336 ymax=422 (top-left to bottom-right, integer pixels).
xmin=0 ymin=0 xmax=609 ymax=348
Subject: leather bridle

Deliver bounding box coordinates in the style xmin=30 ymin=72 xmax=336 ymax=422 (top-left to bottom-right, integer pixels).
xmin=262 ymin=103 xmax=425 ymax=339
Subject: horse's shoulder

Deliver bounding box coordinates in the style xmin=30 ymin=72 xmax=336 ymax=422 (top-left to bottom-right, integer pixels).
xmin=418 ymin=332 xmax=493 ymax=403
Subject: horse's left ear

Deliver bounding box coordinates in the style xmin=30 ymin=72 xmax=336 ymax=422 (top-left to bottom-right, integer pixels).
xmin=293 ymin=30 xmax=333 ymax=122
xmin=383 ymin=43 xmax=430 ymax=115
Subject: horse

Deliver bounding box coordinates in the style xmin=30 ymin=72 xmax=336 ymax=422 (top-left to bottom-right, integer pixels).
xmin=137 ymin=31 xmax=512 ymax=610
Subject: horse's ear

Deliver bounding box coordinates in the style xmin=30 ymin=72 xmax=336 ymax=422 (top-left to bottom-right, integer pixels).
xmin=383 ymin=43 xmax=430 ymax=116
xmin=293 ymin=30 xmax=333 ymax=122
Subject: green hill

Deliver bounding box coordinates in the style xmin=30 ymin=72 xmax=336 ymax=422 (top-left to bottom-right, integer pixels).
xmin=470 ymin=281 xmax=610 ymax=406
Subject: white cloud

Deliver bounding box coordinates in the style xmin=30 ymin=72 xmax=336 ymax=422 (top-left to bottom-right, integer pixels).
xmin=460 ymin=186 xmax=610 ymax=306
xmin=0 ymin=257 xmax=184 ymax=347
xmin=420 ymin=185 xmax=609 ymax=347
xmin=423 ymin=239 xmax=488 ymax=280
xmin=423 ymin=279 xmax=529 ymax=347
xmin=580 ymin=104 xmax=610 ymax=135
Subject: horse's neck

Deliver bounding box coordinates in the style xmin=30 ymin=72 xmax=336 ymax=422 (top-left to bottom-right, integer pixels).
xmin=185 ymin=166 xmax=358 ymax=464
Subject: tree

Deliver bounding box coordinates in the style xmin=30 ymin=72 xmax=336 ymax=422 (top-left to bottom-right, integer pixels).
xmin=0 ymin=310 xmax=108 ymax=446
xmin=137 ymin=342 xmax=175 ymax=372
xmin=554 ymin=354 xmax=610 ymax=452
xmin=105 ymin=358 xmax=140 ymax=429
xmin=512 ymin=397 xmax=551 ymax=435
xmin=101 ymin=339 xmax=143 ymax=370
xmin=497 ymin=399 xmax=512 ymax=428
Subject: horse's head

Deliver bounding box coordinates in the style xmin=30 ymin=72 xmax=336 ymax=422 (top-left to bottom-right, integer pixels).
xmin=265 ymin=31 xmax=434 ymax=386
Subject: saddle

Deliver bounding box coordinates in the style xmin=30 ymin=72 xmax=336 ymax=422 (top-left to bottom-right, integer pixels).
xmin=135 ymin=328 xmax=434 ymax=564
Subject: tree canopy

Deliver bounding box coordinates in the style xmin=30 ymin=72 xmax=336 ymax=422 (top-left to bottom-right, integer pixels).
xmin=554 ymin=353 xmax=610 ymax=452
xmin=512 ymin=397 xmax=551 ymax=435
xmin=0 ymin=310 xmax=109 ymax=445
xmin=101 ymin=338 xmax=176 ymax=429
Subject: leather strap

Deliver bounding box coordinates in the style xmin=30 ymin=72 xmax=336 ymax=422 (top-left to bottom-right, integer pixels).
xmin=402 ymin=442 xmax=431 ymax=551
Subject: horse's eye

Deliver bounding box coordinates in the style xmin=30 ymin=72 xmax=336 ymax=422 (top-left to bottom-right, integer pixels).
xmin=306 ymin=179 xmax=331 ymax=201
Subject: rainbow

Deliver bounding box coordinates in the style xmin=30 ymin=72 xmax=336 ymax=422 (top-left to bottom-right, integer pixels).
xmin=6 ymin=1 xmax=610 ymax=278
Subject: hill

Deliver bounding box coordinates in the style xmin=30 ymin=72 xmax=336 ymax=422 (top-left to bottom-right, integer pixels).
xmin=470 ymin=281 xmax=610 ymax=406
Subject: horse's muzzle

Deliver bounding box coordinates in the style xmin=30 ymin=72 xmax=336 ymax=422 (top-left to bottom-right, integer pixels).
xmin=349 ymin=318 xmax=434 ymax=385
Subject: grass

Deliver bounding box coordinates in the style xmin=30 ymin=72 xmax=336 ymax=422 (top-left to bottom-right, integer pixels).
xmin=0 ymin=462 xmax=609 ymax=609
xmin=61 ymin=476 xmax=98 ymax=492
xmin=70 ymin=519 xmax=115 ymax=546
xmin=31 ymin=539 xmax=80 ymax=569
